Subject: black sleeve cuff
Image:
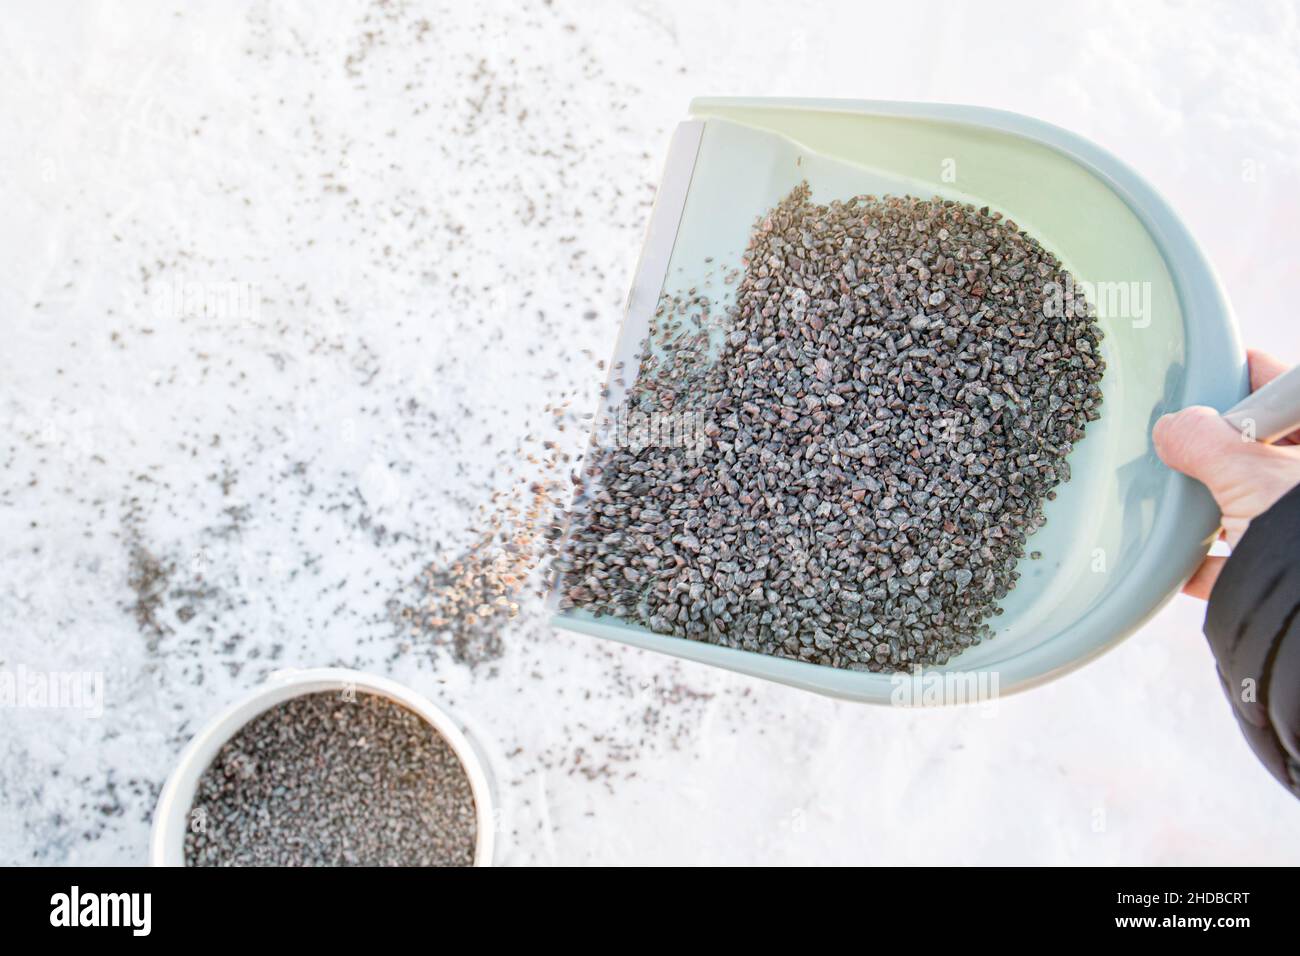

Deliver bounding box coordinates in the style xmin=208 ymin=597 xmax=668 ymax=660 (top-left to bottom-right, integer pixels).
xmin=1204 ymin=482 xmax=1300 ymax=798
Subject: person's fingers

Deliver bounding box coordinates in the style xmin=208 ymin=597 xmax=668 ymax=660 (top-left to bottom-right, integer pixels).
xmin=1247 ymin=349 xmax=1290 ymax=391
xmin=1156 ymin=356 xmax=1300 ymax=560
xmin=1182 ymin=555 xmax=1226 ymax=601
xmin=1246 ymin=349 xmax=1300 ymax=445
xmin=1155 ymin=404 xmax=1300 ymax=546
xmin=1152 ymin=405 xmax=1251 ymax=489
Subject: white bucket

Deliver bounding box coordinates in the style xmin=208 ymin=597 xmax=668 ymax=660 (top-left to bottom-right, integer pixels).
xmin=149 ymin=667 xmax=495 ymax=866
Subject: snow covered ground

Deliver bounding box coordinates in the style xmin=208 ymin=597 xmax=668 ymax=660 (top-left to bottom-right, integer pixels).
xmin=1 ymin=0 xmax=1297 ymax=865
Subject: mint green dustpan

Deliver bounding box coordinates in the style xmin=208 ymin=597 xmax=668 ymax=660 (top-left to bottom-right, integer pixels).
xmin=551 ymin=97 xmax=1259 ymax=704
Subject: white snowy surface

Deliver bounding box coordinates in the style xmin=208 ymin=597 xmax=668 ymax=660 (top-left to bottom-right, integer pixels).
xmin=2 ymin=0 xmax=1298 ymax=865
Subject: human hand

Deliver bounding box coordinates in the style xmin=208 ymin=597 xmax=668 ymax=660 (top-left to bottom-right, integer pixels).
xmin=1153 ymin=350 xmax=1300 ymax=600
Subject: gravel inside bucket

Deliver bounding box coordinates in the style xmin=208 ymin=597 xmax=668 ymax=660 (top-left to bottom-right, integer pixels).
xmin=559 ymin=183 xmax=1104 ymax=670
xmin=184 ymin=691 xmax=478 ymax=866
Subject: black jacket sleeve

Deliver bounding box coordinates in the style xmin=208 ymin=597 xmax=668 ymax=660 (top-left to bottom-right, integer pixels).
xmin=1204 ymin=482 xmax=1300 ymax=799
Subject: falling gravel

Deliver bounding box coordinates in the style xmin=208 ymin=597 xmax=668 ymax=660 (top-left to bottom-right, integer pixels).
xmin=560 ymin=183 xmax=1105 ymax=670
xmin=185 ymin=691 xmax=477 ymax=866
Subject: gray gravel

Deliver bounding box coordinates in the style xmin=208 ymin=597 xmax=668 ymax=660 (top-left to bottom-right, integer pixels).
xmin=185 ymin=691 xmax=477 ymax=866
xmin=560 ymin=183 xmax=1104 ymax=670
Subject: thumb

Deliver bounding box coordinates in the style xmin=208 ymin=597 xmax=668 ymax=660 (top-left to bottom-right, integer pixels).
xmin=1152 ymin=405 xmax=1250 ymax=491
xmin=1155 ymin=404 xmax=1300 ymax=550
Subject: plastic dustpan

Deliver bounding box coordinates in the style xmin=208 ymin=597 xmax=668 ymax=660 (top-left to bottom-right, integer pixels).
xmin=550 ymin=97 xmax=1255 ymax=704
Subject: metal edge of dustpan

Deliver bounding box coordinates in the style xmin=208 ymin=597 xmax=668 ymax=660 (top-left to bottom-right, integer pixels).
xmin=549 ymin=98 xmax=1245 ymax=704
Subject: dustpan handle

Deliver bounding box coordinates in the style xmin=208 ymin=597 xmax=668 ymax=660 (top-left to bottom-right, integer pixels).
xmin=1222 ymin=363 xmax=1300 ymax=444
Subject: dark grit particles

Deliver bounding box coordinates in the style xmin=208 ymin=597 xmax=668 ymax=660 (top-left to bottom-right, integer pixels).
xmin=559 ymin=184 xmax=1105 ymax=671
xmin=184 ymin=691 xmax=478 ymax=866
